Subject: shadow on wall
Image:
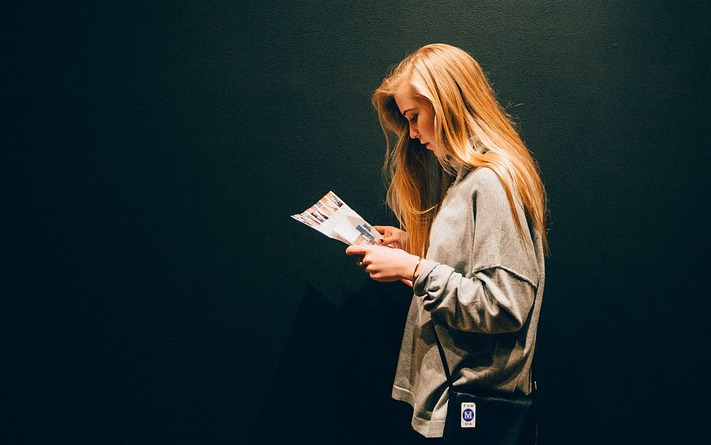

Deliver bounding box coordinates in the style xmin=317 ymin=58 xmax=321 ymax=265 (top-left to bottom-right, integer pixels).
xmin=250 ymin=280 xmax=593 ymax=445
xmin=249 ymin=280 xmax=420 ymax=444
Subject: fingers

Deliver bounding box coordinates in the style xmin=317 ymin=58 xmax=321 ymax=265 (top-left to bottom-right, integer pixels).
xmin=373 ymin=225 xmax=389 ymax=234
xmin=378 ymin=235 xmax=395 ymax=245
xmin=345 ymin=244 xmax=369 ymax=256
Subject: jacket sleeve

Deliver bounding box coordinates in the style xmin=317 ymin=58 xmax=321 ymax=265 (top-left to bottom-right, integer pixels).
xmin=412 ymin=168 xmax=540 ymax=334
xmin=413 ymin=261 xmax=537 ymax=333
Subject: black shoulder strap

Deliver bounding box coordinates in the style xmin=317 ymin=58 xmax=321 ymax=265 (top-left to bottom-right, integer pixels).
xmin=431 ymin=322 xmax=454 ymax=390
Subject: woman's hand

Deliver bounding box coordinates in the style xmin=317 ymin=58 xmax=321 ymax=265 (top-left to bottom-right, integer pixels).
xmin=374 ymin=225 xmax=409 ymax=250
xmin=345 ymin=244 xmax=420 ymax=282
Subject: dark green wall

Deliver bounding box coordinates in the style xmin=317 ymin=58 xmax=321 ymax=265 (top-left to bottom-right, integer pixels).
xmin=6 ymin=1 xmax=710 ymax=444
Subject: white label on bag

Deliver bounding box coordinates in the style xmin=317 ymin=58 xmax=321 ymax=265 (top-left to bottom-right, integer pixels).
xmin=461 ymin=402 xmax=476 ymax=428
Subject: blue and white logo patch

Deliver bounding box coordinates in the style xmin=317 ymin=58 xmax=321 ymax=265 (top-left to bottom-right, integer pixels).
xmin=461 ymin=402 xmax=476 ymax=428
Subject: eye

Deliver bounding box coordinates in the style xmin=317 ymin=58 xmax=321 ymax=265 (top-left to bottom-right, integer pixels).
xmin=409 ymin=114 xmax=418 ymax=123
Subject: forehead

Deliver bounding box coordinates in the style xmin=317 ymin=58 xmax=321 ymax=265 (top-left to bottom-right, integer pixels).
xmin=393 ymin=84 xmax=427 ymax=116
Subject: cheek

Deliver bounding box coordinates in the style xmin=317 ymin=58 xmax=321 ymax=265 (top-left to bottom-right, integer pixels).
xmin=424 ymin=119 xmax=436 ymax=140
xmin=419 ymin=113 xmax=433 ymax=136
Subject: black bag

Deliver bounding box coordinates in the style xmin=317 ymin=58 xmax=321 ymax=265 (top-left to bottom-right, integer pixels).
xmin=433 ymin=325 xmax=538 ymax=445
xmin=443 ymin=386 xmax=537 ymax=444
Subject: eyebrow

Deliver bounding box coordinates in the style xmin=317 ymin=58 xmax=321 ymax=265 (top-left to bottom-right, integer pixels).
xmin=401 ymin=108 xmax=415 ymax=117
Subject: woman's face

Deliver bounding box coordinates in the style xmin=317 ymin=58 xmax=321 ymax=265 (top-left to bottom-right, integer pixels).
xmin=394 ymin=85 xmax=439 ymax=156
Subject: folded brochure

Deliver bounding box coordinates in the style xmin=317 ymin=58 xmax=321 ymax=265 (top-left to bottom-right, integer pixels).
xmin=291 ymin=191 xmax=383 ymax=245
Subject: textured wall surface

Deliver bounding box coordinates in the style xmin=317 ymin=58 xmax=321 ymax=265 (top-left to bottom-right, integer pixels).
xmin=5 ymin=1 xmax=710 ymax=444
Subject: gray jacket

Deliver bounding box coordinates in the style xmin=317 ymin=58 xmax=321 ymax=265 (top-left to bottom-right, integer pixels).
xmin=392 ymin=166 xmax=546 ymax=438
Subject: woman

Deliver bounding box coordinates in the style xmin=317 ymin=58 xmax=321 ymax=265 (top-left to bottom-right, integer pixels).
xmin=346 ymin=43 xmax=547 ymax=441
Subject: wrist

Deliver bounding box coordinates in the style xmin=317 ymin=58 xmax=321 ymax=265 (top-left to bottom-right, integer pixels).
xmin=411 ymin=256 xmax=423 ymax=283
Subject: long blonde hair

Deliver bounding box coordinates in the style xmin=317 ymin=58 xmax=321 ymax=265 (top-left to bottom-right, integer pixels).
xmin=372 ymin=43 xmax=548 ymax=257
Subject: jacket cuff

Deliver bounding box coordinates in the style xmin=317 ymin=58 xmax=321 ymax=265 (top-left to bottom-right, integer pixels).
xmin=412 ymin=259 xmax=438 ymax=297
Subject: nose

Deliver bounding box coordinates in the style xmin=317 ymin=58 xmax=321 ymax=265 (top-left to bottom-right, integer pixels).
xmin=409 ymin=123 xmax=420 ymax=140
